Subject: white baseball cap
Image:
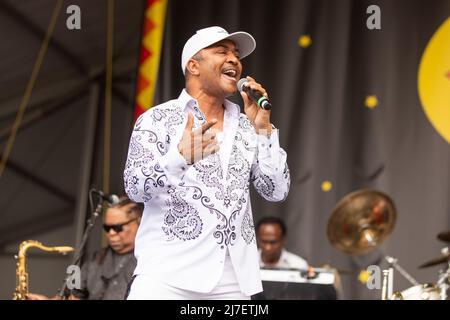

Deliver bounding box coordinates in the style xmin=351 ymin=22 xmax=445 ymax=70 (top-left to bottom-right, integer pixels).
xmin=181 ymin=26 xmax=256 ymax=75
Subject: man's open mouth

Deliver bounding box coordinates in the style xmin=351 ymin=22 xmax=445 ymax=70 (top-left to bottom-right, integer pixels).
xmin=221 ymin=68 xmax=238 ymax=82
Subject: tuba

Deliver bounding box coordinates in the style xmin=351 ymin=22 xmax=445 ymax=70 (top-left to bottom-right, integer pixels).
xmin=13 ymin=240 xmax=74 ymax=300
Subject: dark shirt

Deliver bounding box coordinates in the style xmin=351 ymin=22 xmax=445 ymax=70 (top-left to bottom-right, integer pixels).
xmin=71 ymin=246 xmax=136 ymax=300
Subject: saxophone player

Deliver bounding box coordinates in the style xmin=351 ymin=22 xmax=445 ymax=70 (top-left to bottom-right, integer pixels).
xmin=27 ymin=196 xmax=143 ymax=300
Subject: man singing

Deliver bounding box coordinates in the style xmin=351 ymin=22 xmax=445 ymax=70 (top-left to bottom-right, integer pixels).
xmin=124 ymin=26 xmax=290 ymax=299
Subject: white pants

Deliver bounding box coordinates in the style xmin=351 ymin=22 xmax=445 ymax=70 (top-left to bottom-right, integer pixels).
xmin=127 ymin=253 xmax=250 ymax=300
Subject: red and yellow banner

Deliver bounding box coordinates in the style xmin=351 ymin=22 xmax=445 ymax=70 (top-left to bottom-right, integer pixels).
xmin=134 ymin=0 xmax=167 ymax=120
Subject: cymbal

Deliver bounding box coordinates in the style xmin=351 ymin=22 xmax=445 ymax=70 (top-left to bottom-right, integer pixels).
xmin=437 ymin=230 xmax=450 ymax=243
xmin=327 ymin=189 xmax=396 ymax=255
xmin=419 ymin=252 xmax=450 ymax=268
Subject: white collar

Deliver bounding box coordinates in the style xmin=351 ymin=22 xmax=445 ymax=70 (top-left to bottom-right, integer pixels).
xmin=177 ymin=89 xmax=240 ymax=119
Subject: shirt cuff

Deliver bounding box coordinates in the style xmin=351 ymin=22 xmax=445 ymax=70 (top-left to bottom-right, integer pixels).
xmin=257 ymin=128 xmax=281 ymax=163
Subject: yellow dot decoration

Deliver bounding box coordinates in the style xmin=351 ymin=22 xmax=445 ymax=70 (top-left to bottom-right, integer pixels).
xmin=358 ymin=270 xmax=370 ymax=284
xmin=321 ymin=181 xmax=332 ymax=192
xmin=298 ymin=35 xmax=312 ymax=48
xmin=365 ymin=95 xmax=378 ymax=109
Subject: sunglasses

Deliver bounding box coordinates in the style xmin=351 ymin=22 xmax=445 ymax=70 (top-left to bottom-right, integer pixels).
xmin=103 ymin=218 xmax=137 ymax=233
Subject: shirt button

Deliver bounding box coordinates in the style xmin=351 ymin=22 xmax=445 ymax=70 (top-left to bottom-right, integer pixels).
xmin=113 ymin=281 xmax=118 ymax=286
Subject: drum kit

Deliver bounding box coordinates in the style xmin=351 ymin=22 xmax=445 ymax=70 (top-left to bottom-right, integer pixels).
xmin=327 ymin=189 xmax=450 ymax=300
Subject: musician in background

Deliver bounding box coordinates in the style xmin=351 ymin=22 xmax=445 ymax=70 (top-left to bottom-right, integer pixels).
xmin=256 ymin=216 xmax=344 ymax=299
xmin=256 ymin=216 xmax=308 ymax=269
xmin=27 ymin=196 xmax=143 ymax=300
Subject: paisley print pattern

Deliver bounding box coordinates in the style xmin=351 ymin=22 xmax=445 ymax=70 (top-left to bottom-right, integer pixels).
xmin=162 ymin=189 xmax=203 ymax=241
xmin=124 ymin=96 xmax=290 ymax=247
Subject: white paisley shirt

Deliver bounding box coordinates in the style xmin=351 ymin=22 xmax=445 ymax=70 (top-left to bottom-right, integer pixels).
xmin=124 ymin=89 xmax=290 ymax=296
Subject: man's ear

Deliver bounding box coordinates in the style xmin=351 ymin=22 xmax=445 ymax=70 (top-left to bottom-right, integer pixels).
xmin=186 ymin=59 xmax=200 ymax=76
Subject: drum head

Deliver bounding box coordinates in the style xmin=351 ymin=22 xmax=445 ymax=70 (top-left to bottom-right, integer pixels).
xmin=401 ymin=284 xmax=440 ymax=300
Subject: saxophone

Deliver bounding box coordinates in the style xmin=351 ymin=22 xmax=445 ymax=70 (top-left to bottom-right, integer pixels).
xmin=13 ymin=240 xmax=74 ymax=300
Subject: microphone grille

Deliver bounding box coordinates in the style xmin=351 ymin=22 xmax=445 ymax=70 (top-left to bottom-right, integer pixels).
xmin=109 ymin=194 xmax=120 ymax=206
xmin=237 ymin=78 xmax=247 ymax=92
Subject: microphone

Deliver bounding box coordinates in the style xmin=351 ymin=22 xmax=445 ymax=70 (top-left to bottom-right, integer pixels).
xmin=237 ymin=78 xmax=272 ymax=110
xmin=92 ymin=189 xmax=120 ymax=206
